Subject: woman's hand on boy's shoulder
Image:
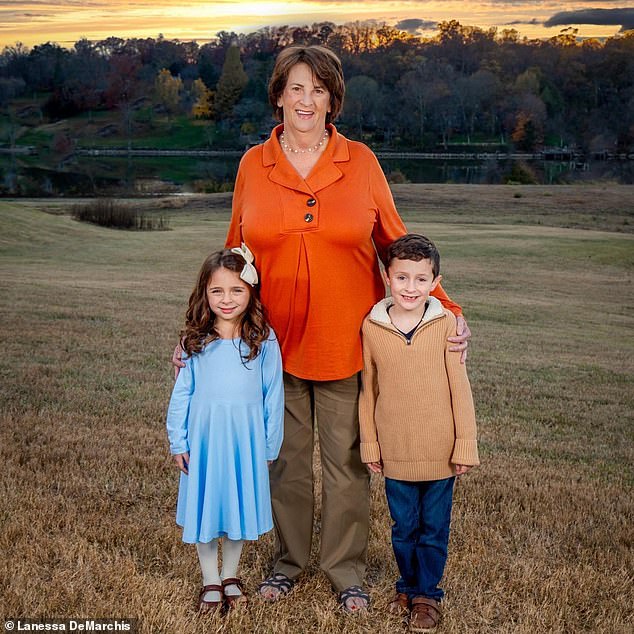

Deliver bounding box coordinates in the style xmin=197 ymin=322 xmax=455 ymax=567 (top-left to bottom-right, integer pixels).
xmin=447 ymin=315 xmax=471 ymax=364
xmin=366 ymin=461 xmax=383 ymax=474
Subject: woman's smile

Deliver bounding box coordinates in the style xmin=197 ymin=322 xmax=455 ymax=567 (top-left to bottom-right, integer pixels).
xmin=277 ymin=62 xmax=330 ymax=139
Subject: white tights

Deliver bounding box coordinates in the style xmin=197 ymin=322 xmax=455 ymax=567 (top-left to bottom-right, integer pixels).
xmin=196 ymin=538 xmax=245 ymax=601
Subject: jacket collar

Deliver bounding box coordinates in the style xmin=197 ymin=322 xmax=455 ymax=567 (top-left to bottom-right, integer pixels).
xmin=368 ymin=295 xmax=445 ymax=329
xmin=262 ymin=123 xmax=349 ymax=194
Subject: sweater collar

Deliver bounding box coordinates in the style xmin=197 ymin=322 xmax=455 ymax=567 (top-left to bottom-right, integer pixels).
xmin=262 ymin=123 xmax=348 ymax=194
xmin=368 ymin=295 xmax=445 ymax=328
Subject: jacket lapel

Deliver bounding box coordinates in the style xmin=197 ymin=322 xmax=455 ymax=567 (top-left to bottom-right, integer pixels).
xmin=263 ymin=124 xmax=349 ymax=195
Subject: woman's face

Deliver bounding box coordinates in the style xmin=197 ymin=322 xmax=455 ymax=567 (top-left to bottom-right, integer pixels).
xmin=277 ymin=62 xmax=331 ymax=135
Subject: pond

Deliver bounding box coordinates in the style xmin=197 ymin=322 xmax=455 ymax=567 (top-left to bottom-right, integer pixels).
xmin=1 ymin=152 xmax=632 ymax=196
xmin=379 ymin=156 xmax=634 ymax=186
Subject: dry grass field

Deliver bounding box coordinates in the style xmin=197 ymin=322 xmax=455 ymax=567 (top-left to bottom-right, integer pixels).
xmin=1 ymin=184 xmax=633 ymax=633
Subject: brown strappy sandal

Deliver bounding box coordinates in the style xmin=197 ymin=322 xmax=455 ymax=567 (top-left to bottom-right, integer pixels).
xmin=222 ymin=577 xmax=248 ymax=609
xmin=198 ymin=584 xmax=224 ymax=614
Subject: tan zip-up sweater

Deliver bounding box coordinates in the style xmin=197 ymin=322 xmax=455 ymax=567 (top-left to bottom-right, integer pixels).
xmin=359 ymin=296 xmax=479 ymax=481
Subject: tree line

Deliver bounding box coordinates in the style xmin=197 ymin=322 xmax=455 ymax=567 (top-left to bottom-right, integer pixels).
xmin=1 ymin=21 xmax=633 ymax=153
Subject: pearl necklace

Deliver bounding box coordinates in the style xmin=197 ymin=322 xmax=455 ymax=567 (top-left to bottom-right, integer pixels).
xmin=280 ymin=129 xmax=329 ymax=154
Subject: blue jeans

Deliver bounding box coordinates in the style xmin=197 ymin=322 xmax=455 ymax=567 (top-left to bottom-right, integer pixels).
xmin=384 ymin=476 xmax=455 ymax=601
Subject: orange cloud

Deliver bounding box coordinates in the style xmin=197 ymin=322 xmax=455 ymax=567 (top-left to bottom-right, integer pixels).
xmin=1 ymin=1 xmax=627 ymax=48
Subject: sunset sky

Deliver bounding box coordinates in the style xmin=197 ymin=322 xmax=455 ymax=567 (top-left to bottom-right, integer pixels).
xmin=2 ymin=1 xmax=633 ymax=49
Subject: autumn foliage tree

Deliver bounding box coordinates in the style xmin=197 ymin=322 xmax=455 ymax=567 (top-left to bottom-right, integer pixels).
xmin=154 ymin=68 xmax=182 ymax=122
xmin=190 ymin=78 xmax=213 ymax=118
xmin=1 ymin=22 xmax=633 ymax=153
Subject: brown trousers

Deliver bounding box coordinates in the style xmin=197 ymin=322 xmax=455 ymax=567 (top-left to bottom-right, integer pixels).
xmin=269 ymin=372 xmax=370 ymax=591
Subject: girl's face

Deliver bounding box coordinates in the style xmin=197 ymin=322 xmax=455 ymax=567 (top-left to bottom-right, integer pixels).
xmin=206 ymin=267 xmax=251 ymax=332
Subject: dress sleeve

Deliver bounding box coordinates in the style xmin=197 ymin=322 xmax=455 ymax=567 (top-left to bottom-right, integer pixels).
xmin=367 ymin=150 xmax=463 ymax=316
xmin=368 ymin=150 xmax=407 ymax=264
xmin=431 ymin=284 xmax=462 ymax=316
xmin=358 ymin=322 xmax=381 ymax=463
xmin=225 ymin=159 xmax=245 ymax=248
xmin=166 ymin=355 xmax=194 ymax=455
xmin=261 ymin=333 xmax=284 ymax=461
xmin=444 ymin=314 xmax=479 ymax=467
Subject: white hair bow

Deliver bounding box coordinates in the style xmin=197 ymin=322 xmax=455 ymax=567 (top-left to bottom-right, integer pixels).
xmin=230 ymin=242 xmax=259 ymax=286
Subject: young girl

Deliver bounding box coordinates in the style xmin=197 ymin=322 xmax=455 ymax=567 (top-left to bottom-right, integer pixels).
xmin=166 ymin=245 xmax=284 ymax=613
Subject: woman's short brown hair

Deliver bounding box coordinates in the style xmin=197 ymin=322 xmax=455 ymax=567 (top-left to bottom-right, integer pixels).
xmin=268 ymin=45 xmax=345 ymax=123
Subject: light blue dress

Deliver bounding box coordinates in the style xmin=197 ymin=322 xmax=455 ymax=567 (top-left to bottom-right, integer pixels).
xmin=166 ymin=333 xmax=284 ymax=543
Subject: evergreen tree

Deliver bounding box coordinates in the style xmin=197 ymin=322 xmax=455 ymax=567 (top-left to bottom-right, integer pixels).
xmin=214 ymin=43 xmax=248 ymax=119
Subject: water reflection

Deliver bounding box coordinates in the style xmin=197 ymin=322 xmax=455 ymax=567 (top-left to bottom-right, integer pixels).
xmin=379 ymin=157 xmax=633 ymax=186
xmin=1 ymin=154 xmax=632 ymax=196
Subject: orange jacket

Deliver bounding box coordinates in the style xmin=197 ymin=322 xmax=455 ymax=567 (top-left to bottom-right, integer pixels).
xmin=226 ymin=124 xmax=462 ymax=381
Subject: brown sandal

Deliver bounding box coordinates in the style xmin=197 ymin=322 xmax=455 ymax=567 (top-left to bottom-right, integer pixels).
xmin=410 ymin=597 xmax=442 ymax=632
xmin=387 ymin=591 xmax=410 ymax=616
xmin=222 ymin=577 xmax=248 ymax=609
xmin=198 ymin=584 xmax=224 ymax=613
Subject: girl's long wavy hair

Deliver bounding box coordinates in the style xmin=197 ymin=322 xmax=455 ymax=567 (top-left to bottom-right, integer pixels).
xmin=181 ymin=250 xmax=269 ymax=361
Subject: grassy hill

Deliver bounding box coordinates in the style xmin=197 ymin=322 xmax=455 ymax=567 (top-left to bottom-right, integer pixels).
xmin=3 ymin=100 xmax=218 ymax=151
xmin=0 ymin=185 xmax=632 ymax=632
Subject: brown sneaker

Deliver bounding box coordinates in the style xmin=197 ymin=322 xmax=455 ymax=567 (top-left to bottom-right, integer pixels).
xmin=387 ymin=592 xmax=410 ymax=616
xmin=409 ymin=597 xmax=442 ymax=632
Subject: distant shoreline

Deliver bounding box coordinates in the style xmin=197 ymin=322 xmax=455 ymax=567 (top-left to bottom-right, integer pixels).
xmin=2 ymin=147 xmax=625 ymax=161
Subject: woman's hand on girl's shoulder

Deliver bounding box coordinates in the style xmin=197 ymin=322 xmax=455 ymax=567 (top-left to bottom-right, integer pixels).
xmin=171 ymin=342 xmax=186 ymax=379
xmin=366 ymin=461 xmax=383 ymax=474
xmin=173 ymin=452 xmax=189 ymax=475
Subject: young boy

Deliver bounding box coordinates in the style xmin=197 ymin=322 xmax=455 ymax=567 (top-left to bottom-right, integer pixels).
xmin=359 ymin=234 xmax=479 ymax=632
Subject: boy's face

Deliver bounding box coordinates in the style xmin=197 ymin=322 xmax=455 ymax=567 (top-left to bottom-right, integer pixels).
xmin=385 ymin=258 xmax=441 ymax=315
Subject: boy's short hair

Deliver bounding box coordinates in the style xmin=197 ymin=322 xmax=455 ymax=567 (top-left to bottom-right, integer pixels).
xmin=387 ymin=234 xmax=440 ymax=278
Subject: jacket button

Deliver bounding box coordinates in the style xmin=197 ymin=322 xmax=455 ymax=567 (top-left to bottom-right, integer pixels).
xmin=304 ymin=213 xmax=314 ymax=222
xmin=306 ymin=198 xmax=316 ymax=207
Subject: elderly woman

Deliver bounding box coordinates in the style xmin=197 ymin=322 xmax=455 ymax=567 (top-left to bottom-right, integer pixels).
xmin=176 ymin=44 xmax=469 ymax=612
xmin=224 ymin=45 xmax=469 ymax=612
